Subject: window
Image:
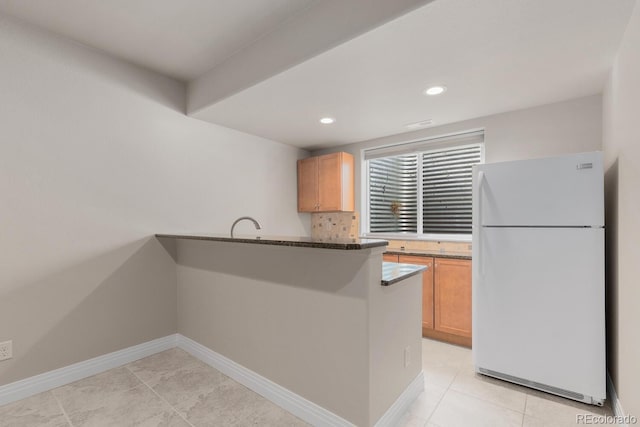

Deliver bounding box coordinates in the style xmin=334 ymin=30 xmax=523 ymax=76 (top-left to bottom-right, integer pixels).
xmin=369 ymin=155 xmax=418 ymax=233
xmin=365 ymin=131 xmax=484 ymax=239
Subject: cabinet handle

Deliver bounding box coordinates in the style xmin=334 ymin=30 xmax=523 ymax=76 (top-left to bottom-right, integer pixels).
xmin=477 ymin=171 xmax=485 ymax=276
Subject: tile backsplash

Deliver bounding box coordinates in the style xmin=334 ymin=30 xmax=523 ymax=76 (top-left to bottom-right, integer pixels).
xmin=310 ymin=212 xmax=471 ymax=254
xmin=311 ymin=212 xmax=359 ymax=240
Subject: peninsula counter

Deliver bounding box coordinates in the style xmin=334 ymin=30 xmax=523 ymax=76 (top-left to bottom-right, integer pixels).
xmin=156 ymin=234 xmax=424 ymax=426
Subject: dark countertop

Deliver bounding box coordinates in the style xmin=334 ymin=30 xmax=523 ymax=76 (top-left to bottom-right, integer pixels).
xmin=384 ymin=248 xmax=471 ymax=260
xmin=156 ymin=233 xmax=388 ymax=251
xmin=381 ymin=261 xmax=427 ymax=286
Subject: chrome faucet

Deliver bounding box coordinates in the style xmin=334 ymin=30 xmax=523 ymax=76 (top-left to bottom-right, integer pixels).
xmin=230 ymin=216 xmax=262 ymax=238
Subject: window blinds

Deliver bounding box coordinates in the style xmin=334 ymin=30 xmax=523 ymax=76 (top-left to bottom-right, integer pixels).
xmin=369 ymin=155 xmax=418 ymax=233
xmin=422 ymin=144 xmax=482 ymax=234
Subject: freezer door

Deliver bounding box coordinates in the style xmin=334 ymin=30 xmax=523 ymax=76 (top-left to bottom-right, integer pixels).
xmin=474 ymin=152 xmax=603 ymax=227
xmin=472 ymin=227 xmax=605 ymax=401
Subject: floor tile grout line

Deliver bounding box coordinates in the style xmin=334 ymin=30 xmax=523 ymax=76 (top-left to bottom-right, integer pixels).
xmin=424 ymin=364 xmax=530 ymax=426
xmin=423 ymin=390 xmax=446 ymax=426
xmin=51 ymin=390 xmax=74 ymax=427
xmin=447 ymin=384 xmax=527 ymax=414
xmin=450 ymin=363 xmax=533 ymax=415
xmin=125 ymin=365 xmax=196 ymax=427
xmin=423 ymin=365 xmax=461 ymax=424
xmin=521 ymin=395 xmax=528 ymax=427
xmin=447 ymin=380 xmax=527 ymax=414
xmin=54 ymin=365 xmax=145 ymax=396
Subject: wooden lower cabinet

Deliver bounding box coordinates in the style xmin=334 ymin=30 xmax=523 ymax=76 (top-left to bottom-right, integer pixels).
xmin=390 ymin=253 xmax=472 ymax=347
xmin=383 ymin=253 xmax=399 ymax=263
xmin=432 ymin=257 xmax=472 ymax=347
xmin=398 ymin=255 xmax=434 ymax=331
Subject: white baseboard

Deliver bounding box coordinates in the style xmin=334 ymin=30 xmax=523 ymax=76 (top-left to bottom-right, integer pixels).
xmin=0 ymin=334 xmax=177 ymax=407
xmin=607 ymin=372 xmax=628 ymax=426
xmin=176 ymin=334 xmax=356 ymax=427
xmin=374 ymin=371 xmax=425 ymax=427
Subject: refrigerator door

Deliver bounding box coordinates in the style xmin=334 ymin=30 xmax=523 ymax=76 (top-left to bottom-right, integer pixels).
xmin=474 ymin=151 xmax=603 ymax=227
xmin=472 ymin=227 xmax=605 ymax=402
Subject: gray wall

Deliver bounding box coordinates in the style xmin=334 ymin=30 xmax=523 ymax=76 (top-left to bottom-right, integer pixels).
xmin=314 ymin=95 xmax=603 ymax=219
xmin=602 ymin=0 xmax=640 ymax=418
xmin=0 ymin=15 xmax=308 ymax=386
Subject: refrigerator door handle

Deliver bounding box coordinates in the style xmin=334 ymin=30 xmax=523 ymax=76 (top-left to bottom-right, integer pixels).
xmin=477 ymin=171 xmax=485 ymax=276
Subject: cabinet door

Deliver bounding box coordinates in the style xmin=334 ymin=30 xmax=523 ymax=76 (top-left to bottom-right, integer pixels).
xmin=297 ymin=157 xmax=318 ymax=212
xmin=434 ymin=258 xmax=472 ymax=337
xmin=317 ymin=153 xmax=343 ymax=211
xmin=383 ymin=254 xmax=399 ymax=263
xmin=399 ymin=255 xmax=434 ymax=330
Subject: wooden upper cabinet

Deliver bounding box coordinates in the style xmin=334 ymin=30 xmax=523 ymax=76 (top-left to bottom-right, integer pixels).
xmin=434 ymin=258 xmax=472 ymax=338
xmin=318 ymin=153 xmax=342 ymax=211
xmin=297 ymin=152 xmax=354 ymax=212
xmin=297 ymin=157 xmax=318 ymax=212
xmin=399 ymin=255 xmax=434 ymax=331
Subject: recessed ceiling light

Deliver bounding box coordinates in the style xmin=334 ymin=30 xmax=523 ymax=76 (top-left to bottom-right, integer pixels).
xmin=425 ymin=85 xmax=447 ymax=96
xmin=319 ymin=117 xmax=335 ymax=124
xmin=406 ymin=119 xmax=434 ymax=129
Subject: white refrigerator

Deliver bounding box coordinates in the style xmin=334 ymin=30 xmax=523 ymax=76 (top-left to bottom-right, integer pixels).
xmin=472 ymin=151 xmax=605 ymax=406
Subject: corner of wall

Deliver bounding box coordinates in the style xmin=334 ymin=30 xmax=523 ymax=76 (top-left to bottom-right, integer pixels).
xmin=601 ymin=0 xmax=640 ymax=418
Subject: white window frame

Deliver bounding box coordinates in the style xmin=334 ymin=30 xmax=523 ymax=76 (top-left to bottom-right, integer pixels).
xmin=361 ymin=132 xmax=485 ymax=242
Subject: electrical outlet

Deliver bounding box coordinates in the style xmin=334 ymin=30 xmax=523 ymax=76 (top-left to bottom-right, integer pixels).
xmin=404 ymin=346 xmax=410 ymax=368
xmin=0 ymin=340 xmax=13 ymax=361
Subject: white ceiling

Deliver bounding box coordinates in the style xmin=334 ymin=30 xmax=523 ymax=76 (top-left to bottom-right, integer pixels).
xmin=0 ymin=0 xmax=316 ymax=80
xmin=194 ymin=0 xmax=635 ymax=149
xmin=0 ymin=0 xmax=635 ymax=149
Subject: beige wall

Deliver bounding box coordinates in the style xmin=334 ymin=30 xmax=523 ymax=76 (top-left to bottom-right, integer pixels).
xmin=369 ymin=266 xmax=422 ymax=423
xmin=314 ymin=95 xmax=602 ymax=221
xmin=0 ymin=15 xmax=308 ymax=386
xmin=602 ymin=0 xmax=640 ymax=418
xmin=175 ymin=239 xmax=421 ymax=426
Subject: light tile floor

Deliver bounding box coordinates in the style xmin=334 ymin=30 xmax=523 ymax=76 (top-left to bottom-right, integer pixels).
xmin=0 ymin=348 xmax=308 ymax=427
xmin=0 ymin=339 xmax=614 ymax=427
xmin=400 ymin=339 xmax=614 ymax=427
